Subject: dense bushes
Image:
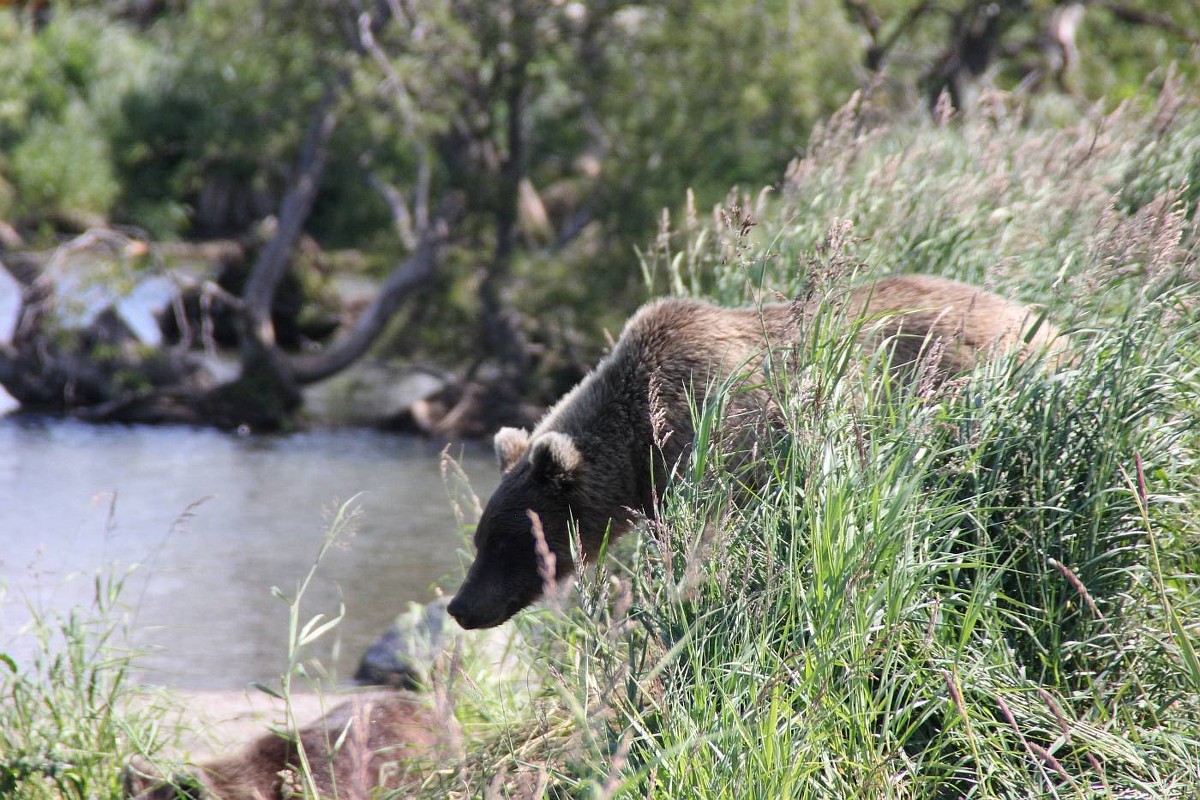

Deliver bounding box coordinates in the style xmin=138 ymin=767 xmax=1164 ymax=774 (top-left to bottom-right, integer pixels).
xmin=0 ymin=11 xmax=156 ymax=226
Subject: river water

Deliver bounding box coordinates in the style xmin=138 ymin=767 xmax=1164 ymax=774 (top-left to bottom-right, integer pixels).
xmin=0 ymin=416 xmax=498 ymax=689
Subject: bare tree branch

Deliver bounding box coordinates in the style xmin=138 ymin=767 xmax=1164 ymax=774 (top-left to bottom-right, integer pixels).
xmin=878 ymin=0 xmax=938 ymax=69
xmin=240 ymin=2 xmax=400 ymax=355
xmin=357 ymin=8 xmax=434 ymax=253
xmin=1103 ymin=2 xmax=1199 ymax=44
xmin=367 ymin=170 xmax=418 ymax=249
xmin=844 ymin=0 xmax=938 ymax=73
xmin=289 ymin=207 xmax=453 ymax=384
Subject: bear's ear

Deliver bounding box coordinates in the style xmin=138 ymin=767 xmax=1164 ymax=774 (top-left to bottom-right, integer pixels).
xmin=494 ymin=427 xmax=531 ymax=473
xmin=529 ymin=432 xmax=583 ymax=486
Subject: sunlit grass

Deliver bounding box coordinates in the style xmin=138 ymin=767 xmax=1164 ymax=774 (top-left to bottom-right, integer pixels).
xmin=509 ymin=280 xmax=1200 ymax=798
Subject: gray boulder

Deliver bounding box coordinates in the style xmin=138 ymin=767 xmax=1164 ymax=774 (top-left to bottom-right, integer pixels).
xmin=354 ymin=597 xmax=530 ymax=691
xmin=354 ymin=598 xmax=456 ymax=689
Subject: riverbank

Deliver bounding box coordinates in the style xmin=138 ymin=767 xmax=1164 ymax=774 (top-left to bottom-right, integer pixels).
xmin=131 ymin=689 xmax=334 ymax=761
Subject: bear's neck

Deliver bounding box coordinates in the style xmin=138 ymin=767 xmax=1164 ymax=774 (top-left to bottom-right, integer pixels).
xmin=535 ymin=327 xmax=721 ymax=518
xmin=533 ymin=334 xmax=669 ymax=519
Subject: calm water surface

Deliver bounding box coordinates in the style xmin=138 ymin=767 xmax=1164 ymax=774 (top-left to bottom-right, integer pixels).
xmin=0 ymin=416 xmax=497 ymax=689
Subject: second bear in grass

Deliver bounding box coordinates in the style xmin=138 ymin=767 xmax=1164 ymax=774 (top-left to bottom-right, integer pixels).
xmin=447 ymin=274 xmax=1064 ymax=629
xmin=123 ymin=692 xmax=453 ymax=800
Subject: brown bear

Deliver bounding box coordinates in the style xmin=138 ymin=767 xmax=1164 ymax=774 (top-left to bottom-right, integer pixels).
xmin=446 ymin=274 xmax=1064 ymax=629
xmin=123 ymin=692 xmax=454 ymax=800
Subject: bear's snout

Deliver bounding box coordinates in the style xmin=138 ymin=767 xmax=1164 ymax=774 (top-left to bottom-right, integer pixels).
xmin=446 ymin=593 xmax=476 ymax=628
xmin=447 ymin=591 xmax=502 ymax=630
xmin=448 ymin=573 xmax=533 ymax=630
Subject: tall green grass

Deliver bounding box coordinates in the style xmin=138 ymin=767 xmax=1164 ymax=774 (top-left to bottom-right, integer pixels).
xmin=465 ymin=87 xmax=1200 ymax=798
xmin=0 ymin=570 xmax=174 ymax=800
xmin=521 ymin=307 xmax=1199 ymax=797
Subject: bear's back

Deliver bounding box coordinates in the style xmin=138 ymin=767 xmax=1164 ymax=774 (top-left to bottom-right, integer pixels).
xmin=124 ymin=693 xmax=450 ymax=800
xmin=840 ymin=274 xmax=1064 ymax=374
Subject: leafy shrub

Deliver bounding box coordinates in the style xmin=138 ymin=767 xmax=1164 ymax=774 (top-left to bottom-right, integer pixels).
xmin=0 ymin=10 xmax=157 ymax=226
xmin=9 ymin=103 xmax=119 ymax=219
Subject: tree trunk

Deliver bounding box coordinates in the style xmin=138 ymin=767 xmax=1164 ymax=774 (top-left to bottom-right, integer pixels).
xmin=924 ymin=0 xmax=1017 ymax=113
xmin=192 ymin=79 xmax=344 ymax=429
xmin=477 ymin=37 xmax=533 ymax=383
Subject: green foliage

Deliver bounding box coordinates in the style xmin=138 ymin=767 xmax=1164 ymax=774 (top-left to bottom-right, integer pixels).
xmin=9 ymin=102 xmax=119 ymax=218
xmin=0 ymin=571 xmax=171 ymax=800
xmin=828 ymin=0 xmax=1197 ymax=109
xmin=592 ymin=0 xmax=860 ymax=236
xmin=109 ymin=0 xmax=339 ymax=237
xmin=0 ymin=9 xmax=156 ymax=224
xmin=1076 ymin=3 xmax=1200 ymax=101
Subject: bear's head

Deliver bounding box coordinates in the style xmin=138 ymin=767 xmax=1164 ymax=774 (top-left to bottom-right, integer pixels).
xmin=447 ymin=427 xmax=587 ymax=629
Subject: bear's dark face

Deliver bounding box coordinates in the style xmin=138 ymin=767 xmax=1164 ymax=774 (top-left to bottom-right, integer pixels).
xmin=448 ymin=428 xmax=582 ymax=629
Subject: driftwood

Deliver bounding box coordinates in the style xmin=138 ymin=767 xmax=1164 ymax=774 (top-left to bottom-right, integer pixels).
xmin=0 ymin=215 xmax=553 ymax=436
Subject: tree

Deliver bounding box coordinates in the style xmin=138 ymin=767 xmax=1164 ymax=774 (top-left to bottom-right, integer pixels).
xmin=3 ymin=0 xmax=1193 ymax=432
xmin=839 ymin=0 xmax=1198 ymax=112
xmin=1 ymin=0 xmax=621 ymax=430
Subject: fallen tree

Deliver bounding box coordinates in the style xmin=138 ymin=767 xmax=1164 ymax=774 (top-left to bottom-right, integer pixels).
xmin=0 ymin=214 xmax=457 ymax=431
xmin=0 ymin=1 xmax=590 ymax=434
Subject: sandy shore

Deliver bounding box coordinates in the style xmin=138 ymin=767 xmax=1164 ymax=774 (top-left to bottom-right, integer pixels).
xmin=133 ymin=687 xmax=364 ymax=760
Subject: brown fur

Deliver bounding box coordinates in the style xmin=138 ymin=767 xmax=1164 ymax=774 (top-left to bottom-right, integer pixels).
xmin=447 ymin=274 xmax=1065 ymax=629
xmin=123 ymin=693 xmax=454 ymax=800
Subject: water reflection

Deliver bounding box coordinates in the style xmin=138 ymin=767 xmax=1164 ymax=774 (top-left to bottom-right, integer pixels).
xmin=0 ymin=417 xmax=497 ymax=689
